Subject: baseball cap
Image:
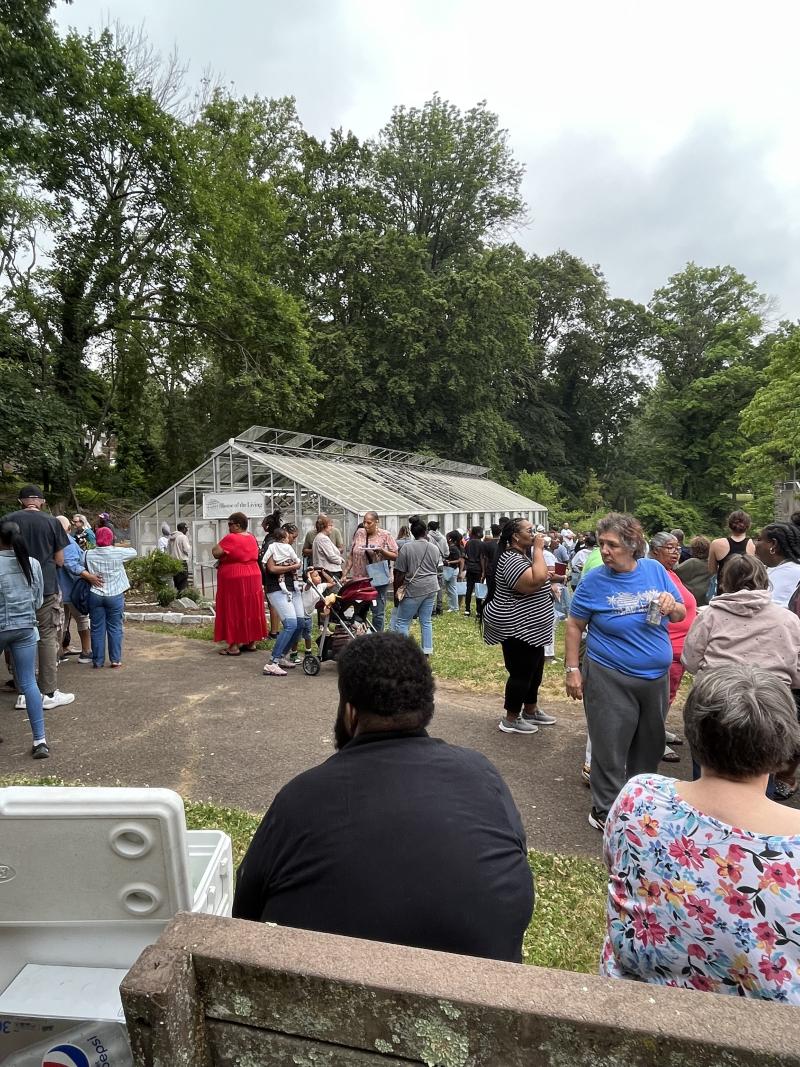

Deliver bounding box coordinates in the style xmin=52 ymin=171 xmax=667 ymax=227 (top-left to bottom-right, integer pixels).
xmin=19 ymin=485 xmax=44 ymax=500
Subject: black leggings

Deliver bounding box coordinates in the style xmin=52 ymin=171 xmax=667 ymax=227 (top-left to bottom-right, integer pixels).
xmin=501 ymin=638 xmax=545 ymax=716
xmin=465 ymin=572 xmax=484 ymax=613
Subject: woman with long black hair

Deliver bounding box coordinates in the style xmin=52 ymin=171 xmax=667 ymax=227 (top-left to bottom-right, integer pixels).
xmin=482 ymin=518 xmax=556 ymax=735
xmin=0 ymin=520 xmax=48 ymax=757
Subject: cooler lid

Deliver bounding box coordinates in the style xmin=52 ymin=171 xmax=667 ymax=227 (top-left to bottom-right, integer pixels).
xmin=0 ymin=787 xmax=193 ymax=924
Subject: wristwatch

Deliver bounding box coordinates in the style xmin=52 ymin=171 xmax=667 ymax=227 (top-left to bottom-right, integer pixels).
xmin=565 ymin=665 xmax=580 ymax=673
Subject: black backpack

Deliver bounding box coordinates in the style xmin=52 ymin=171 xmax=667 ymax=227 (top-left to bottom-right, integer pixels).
xmin=71 ymin=551 xmax=92 ymax=615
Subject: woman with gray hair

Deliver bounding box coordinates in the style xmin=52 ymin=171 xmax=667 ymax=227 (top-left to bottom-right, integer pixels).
xmin=601 ymin=664 xmax=800 ymax=1002
xmin=566 ymin=513 xmax=686 ymax=831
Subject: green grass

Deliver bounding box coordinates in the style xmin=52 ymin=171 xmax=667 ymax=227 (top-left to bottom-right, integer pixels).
xmin=136 ymin=614 xmax=569 ymax=699
xmin=0 ymin=774 xmax=606 ymax=974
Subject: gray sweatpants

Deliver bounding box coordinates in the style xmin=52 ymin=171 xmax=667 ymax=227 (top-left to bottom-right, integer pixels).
xmin=583 ymin=657 xmax=667 ymax=816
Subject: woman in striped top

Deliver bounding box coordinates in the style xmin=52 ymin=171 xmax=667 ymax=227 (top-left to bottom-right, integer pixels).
xmin=482 ymin=518 xmax=555 ymax=735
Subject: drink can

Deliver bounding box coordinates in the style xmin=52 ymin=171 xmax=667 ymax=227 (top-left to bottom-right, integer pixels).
xmin=1 ymin=1022 xmax=132 ymax=1066
xmin=645 ymin=597 xmax=662 ymax=625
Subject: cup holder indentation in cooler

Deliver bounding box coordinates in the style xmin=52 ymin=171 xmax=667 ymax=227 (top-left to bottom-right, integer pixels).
xmin=120 ymin=883 xmax=161 ymax=916
xmin=110 ymin=823 xmax=153 ymax=859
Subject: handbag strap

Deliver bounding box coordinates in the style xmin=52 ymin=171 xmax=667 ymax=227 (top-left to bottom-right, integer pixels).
xmin=403 ymin=542 xmax=438 ymax=587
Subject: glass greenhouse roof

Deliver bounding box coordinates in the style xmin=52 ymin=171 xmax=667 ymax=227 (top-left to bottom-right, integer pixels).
xmin=232 ymin=443 xmax=543 ymax=516
xmin=131 ymin=426 xmax=544 ymax=519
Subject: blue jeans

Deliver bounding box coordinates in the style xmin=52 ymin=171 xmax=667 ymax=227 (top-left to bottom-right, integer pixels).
xmin=371 ymin=584 xmax=388 ymax=632
xmin=267 ymin=591 xmax=304 ymax=661
xmin=390 ymin=592 xmax=436 ymax=654
xmin=442 ymin=570 xmax=459 ymax=611
xmin=89 ymin=593 xmax=125 ymax=666
xmin=0 ymin=627 xmax=45 ymax=741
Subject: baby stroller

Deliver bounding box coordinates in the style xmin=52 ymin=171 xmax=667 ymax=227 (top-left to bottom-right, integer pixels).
xmin=302 ymin=575 xmax=378 ymax=675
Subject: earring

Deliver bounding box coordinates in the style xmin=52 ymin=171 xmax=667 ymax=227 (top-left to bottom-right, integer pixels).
xmin=769 ymin=546 xmax=775 ymax=555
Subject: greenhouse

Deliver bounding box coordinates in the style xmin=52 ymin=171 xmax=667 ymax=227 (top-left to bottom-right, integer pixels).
xmin=129 ymin=426 xmax=547 ymax=585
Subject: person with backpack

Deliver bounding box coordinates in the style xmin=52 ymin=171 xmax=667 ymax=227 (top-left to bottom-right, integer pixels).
xmin=0 ymin=520 xmax=49 ymax=757
xmin=56 ymin=515 xmax=101 ymax=663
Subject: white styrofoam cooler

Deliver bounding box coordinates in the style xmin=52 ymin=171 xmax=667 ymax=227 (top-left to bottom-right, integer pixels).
xmin=0 ymin=787 xmax=233 ymax=1062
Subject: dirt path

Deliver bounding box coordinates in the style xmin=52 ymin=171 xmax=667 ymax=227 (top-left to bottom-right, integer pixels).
xmin=0 ymin=628 xmax=701 ymax=859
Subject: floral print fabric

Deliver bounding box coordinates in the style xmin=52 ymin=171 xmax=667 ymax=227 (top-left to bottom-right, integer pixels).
xmin=601 ymin=773 xmax=800 ymax=1002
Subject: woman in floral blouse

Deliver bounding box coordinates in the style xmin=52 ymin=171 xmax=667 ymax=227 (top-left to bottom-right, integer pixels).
xmin=602 ymin=664 xmax=800 ymax=1002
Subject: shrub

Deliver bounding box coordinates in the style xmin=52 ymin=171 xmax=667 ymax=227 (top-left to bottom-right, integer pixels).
xmin=156 ymin=584 xmax=178 ymax=607
xmin=126 ymin=551 xmax=184 ymax=598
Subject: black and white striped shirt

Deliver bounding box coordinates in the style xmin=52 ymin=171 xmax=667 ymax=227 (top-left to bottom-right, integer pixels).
xmin=482 ymin=551 xmax=554 ymax=647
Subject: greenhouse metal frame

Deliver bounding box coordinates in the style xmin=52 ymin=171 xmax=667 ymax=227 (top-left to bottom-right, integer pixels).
xmin=130 ymin=427 xmax=548 ymax=584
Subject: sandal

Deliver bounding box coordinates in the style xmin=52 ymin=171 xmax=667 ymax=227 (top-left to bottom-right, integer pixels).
xmin=219 ymin=649 xmax=241 ymax=657
xmin=661 ymin=746 xmax=681 ymax=763
xmin=774 ymin=779 xmax=798 ymax=801
xmin=240 ymin=644 xmax=258 ymax=652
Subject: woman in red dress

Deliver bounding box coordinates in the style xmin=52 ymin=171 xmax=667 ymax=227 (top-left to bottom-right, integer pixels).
xmin=212 ymin=512 xmax=268 ymax=655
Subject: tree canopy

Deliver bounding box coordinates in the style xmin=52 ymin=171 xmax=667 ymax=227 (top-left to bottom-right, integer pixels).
xmin=0 ymin=9 xmax=795 ymax=532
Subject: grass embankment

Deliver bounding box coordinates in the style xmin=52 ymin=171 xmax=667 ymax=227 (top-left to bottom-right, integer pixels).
xmin=0 ymin=775 xmax=606 ymax=974
xmin=138 ymin=612 xmax=569 ymax=701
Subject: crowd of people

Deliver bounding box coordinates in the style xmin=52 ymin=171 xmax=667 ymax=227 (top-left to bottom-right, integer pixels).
xmin=0 ymin=486 xmax=137 ymax=758
xmin=5 ymin=484 xmax=800 ymax=1007
xmin=230 ymin=509 xmax=800 ymax=1007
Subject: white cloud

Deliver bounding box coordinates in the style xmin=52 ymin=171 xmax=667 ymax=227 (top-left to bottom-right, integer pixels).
xmin=55 ymin=0 xmax=800 ymax=315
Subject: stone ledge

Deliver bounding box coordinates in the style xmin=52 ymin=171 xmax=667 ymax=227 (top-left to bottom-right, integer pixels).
xmin=121 ymin=913 xmax=800 ymax=1066
xmin=124 ymin=611 xmax=215 ymax=626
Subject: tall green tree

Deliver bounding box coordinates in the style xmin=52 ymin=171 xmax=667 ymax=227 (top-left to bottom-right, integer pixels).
xmin=508 ymin=252 xmax=651 ymax=499
xmin=634 ymin=263 xmax=767 ymax=519
xmin=372 ymin=94 xmax=525 ymax=270
xmin=737 ymin=325 xmax=800 ymax=522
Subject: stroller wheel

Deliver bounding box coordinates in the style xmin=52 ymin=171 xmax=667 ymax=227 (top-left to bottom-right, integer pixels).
xmin=302 ymin=654 xmax=321 ymax=676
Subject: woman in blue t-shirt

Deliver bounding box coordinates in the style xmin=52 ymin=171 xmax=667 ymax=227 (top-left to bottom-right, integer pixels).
xmin=565 ymin=513 xmax=685 ymax=833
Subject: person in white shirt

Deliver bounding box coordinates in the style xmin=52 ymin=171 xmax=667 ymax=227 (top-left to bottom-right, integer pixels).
xmin=755 ymin=522 xmax=800 ymax=608
xmin=560 ymin=527 xmax=575 ymax=553
xmin=157 ymin=522 xmax=171 ymax=552
xmin=264 ymin=529 xmax=302 ymax=597
xmin=85 ymin=527 xmax=137 ymax=668
xmin=311 ymin=515 xmax=343 ymax=580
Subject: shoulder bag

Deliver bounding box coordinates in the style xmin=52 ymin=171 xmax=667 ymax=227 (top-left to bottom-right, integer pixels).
xmin=396 ymin=543 xmax=437 ymax=603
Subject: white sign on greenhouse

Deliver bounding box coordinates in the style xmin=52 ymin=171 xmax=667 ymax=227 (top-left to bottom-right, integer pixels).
xmin=202 ymin=492 xmax=265 ymax=519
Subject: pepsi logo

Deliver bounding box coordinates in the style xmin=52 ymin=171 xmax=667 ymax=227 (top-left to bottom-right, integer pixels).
xmin=42 ymin=1044 xmax=91 ymax=1067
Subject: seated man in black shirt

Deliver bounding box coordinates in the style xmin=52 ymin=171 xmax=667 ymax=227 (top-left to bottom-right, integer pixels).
xmin=233 ymin=632 xmax=534 ymax=962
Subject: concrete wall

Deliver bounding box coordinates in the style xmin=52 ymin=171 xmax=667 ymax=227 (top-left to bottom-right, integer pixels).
xmin=775 ymin=483 xmax=800 ymax=523
xmin=121 ymin=913 xmax=800 ymax=1066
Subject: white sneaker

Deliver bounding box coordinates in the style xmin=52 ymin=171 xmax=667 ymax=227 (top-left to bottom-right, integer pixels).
xmin=43 ymin=690 xmax=75 ymax=709
xmin=15 ymin=695 xmax=26 ymax=711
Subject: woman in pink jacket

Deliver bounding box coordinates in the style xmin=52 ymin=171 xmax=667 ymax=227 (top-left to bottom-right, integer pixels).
xmin=681 ymin=554 xmax=800 ymax=687
xmin=682 ymin=553 xmax=800 ymax=799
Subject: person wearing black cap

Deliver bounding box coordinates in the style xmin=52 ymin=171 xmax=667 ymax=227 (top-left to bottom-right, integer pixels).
xmin=2 ymin=486 xmax=76 ymax=708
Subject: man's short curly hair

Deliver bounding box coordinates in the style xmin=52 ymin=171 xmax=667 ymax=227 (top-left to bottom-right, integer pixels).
xmin=336 ymin=633 xmax=434 ymax=727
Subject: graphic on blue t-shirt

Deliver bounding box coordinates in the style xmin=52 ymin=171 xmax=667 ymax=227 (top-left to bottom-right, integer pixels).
xmin=607 ymin=589 xmax=661 ymax=615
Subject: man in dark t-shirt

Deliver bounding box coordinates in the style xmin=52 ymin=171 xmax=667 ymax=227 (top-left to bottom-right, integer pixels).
xmin=233 ymin=633 xmax=534 ymax=962
xmin=3 ymin=485 xmax=73 ymax=706
xmin=481 ymin=523 xmax=502 ymax=578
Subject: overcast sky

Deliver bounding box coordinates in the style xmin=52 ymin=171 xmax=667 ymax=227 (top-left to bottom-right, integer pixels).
xmin=56 ymin=0 xmax=800 ymax=320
